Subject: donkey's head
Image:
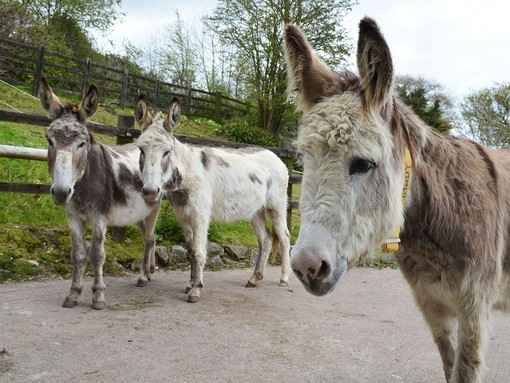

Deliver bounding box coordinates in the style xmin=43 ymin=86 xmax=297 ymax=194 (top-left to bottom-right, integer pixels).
xmin=39 ymin=77 xmax=98 ymax=205
xmin=285 ymin=18 xmax=407 ymax=296
xmin=135 ymin=96 xmax=181 ymax=203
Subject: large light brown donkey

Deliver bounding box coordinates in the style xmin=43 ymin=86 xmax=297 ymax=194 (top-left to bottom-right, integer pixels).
xmin=285 ymin=17 xmax=510 ymax=382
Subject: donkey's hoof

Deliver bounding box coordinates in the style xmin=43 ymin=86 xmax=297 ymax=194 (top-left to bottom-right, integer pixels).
xmin=137 ymin=279 xmax=148 ymax=287
xmin=91 ymin=301 xmax=105 ymax=310
xmin=245 ymin=280 xmax=257 ymax=288
xmin=62 ymin=298 xmax=78 ymax=308
xmin=187 ymin=295 xmax=200 ymax=304
xmin=278 ymin=280 xmax=289 ymax=287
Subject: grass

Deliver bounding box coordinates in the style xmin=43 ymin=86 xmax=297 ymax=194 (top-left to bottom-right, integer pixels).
xmin=0 ymin=81 xmax=302 ymax=282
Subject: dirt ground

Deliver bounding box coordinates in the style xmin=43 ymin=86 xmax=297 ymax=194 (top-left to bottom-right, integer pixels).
xmin=1 ymin=266 xmax=509 ymax=383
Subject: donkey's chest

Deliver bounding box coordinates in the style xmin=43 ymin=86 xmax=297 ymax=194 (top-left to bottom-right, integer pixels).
xmin=71 ymin=191 xmax=155 ymax=226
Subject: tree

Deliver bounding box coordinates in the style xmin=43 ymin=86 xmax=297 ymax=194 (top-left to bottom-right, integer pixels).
xmin=159 ymin=11 xmax=198 ymax=87
xmin=19 ymin=0 xmax=123 ymax=33
xmin=205 ymin=0 xmax=356 ymax=135
xmin=2 ymin=0 xmax=123 ymax=57
xmin=461 ymin=83 xmax=510 ymax=148
xmin=395 ymin=75 xmax=457 ymax=135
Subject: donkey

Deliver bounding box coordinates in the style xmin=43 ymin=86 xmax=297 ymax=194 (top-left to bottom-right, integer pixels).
xmin=284 ymin=17 xmax=510 ymax=383
xmin=39 ymin=77 xmax=161 ymax=310
xmin=134 ymin=96 xmax=291 ymax=303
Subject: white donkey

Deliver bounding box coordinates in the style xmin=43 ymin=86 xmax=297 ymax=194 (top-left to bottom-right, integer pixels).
xmin=285 ymin=17 xmax=510 ymax=382
xmin=39 ymin=77 xmax=161 ymax=309
xmin=134 ymin=96 xmax=291 ymax=303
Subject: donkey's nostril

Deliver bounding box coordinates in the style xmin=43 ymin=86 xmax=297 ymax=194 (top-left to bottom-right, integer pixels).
xmin=317 ymin=261 xmax=331 ymax=279
xmin=142 ymin=187 xmax=149 ymax=196
xmin=307 ymin=261 xmax=331 ymax=280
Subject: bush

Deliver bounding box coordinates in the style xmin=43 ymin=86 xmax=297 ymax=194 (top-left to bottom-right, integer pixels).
xmin=216 ymin=117 xmax=282 ymax=147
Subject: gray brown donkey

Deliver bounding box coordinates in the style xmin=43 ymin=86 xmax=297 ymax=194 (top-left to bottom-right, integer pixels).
xmin=39 ymin=78 xmax=161 ymax=309
xmin=285 ymin=17 xmax=510 ymax=382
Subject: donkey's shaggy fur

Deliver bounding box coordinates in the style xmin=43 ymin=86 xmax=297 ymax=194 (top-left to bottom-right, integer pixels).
xmin=39 ymin=78 xmax=161 ymax=310
xmin=285 ymin=18 xmax=510 ymax=382
xmin=134 ymin=97 xmax=291 ymax=303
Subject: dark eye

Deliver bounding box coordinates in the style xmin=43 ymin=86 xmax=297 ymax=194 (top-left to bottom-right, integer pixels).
xmin=163 ymin=150 xmax=170 ymax=158
xmin=349 ymin=158 xmax=375 ymax=175
xmin=78 ymin=141 xmax=86 ymax=149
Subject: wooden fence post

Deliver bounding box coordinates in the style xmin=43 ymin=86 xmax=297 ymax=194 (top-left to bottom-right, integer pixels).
xmin=120 ymin=68 xmax=129 ymax=109
xmin=214 ymin=92 xmax=222 ymax=121
xmin=82 ymin=57 xmax=91 ymax=97
xmin=32 ymin=45 xmax=45 ymax=97
xmin=185 ymin=84 xmax=192 ymax=117
xmin=154 ymin=79 xmax=160 ymax=112
xmin=110 ymin=115 xmax=135 ymax=243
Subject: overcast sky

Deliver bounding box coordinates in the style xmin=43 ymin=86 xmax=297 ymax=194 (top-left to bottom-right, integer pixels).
xmin=94 ymin=0 xmax=510 ymax=101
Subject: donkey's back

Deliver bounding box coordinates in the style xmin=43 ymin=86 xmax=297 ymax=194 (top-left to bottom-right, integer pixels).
xmin=196 ymin=146 xmax=289 ymax=222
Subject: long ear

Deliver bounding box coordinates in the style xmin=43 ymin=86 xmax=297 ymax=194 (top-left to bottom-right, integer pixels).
xmin=134 ymin=94 xmax=153 ymax=131
xmin=77 ymin=84 xmax=99 ymax=122
xmin=164 ymin=98 xmax=181 ymax=133
xmin=283 ymin=23 xmax=342 ymax=111
xmin=39 ymin=76 xmax=64 ymax=120
xmin=357 ymin=17 xmax=393 ymax=112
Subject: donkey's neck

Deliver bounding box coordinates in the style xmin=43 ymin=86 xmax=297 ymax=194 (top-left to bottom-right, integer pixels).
xmin=396 ymin=100 xmax=499 ymax=256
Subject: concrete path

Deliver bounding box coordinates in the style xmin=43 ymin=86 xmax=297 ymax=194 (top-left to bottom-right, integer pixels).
xmin=1 ymin=267 xmax=509 ymax=382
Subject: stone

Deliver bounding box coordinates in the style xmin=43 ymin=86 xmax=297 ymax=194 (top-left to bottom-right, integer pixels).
xmin=223 ymin=245 xmax=253 ymax=261
xmin=207 ymin=242 xmax=225 ymax=257
xmin=171 ymin=245 xmax=188 ymax=264
xmin=206 ymin=255 xmax=223 ymax=268
xmin=155 ymin=246 xmax=169 ymax=267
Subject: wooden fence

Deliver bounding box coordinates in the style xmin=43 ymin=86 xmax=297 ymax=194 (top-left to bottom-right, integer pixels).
xmin=0 ymin=110 xmax=301 ymax=231
xmin=0 ymin=37 xmax=250 ymax=121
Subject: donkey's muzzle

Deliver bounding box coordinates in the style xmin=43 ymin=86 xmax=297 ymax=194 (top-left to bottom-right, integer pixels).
xmin=290 ymin=223 xmax=346 ymax=296
xmin=141 ymin=186 xmax=161 ymax=202
xmin=291 ymin=250 xmax=343 ymax=296
xmin=51 ymin=186 xmax=72 ymax=205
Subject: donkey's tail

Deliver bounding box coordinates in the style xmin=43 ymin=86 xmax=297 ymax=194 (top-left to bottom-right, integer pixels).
xmin=270 ymin=230 xmax=279 ymax=264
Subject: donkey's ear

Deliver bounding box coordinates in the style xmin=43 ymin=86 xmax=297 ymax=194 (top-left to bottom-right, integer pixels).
xmin=164 ymin=98 xmax=181 ymax=133
xmin=283 ymin=23 xmax=342 ymax=111
xmin=78 ymin=84 xmax=99 ymax=122
xmin=357 ymin=17 xmax=394 ymax=112
xmin=134 ymin=94 xmax=152 ymax=131
xmin=39 ymin=76 xmax=64 ymax=120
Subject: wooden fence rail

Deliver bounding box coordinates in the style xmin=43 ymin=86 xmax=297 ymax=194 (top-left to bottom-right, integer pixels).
xmin=0 ymin=37 xmax=250 ymax=121
xmin=0 ymin=111 xmax=301 ymax=230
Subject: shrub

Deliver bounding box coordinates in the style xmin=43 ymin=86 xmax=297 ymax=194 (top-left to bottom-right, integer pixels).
xmin=216 ymin=117 xmax=282 ymax=147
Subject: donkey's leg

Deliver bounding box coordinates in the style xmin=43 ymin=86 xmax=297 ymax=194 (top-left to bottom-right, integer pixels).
xmin=450 ymin=301 xmax=491 ymax=383
xmin=246 ymin=210 xmax=272 ymax=287
xmin=268 ymin=207 xmax=292 ymax=287
xmin=182 ymin=224 xmax=195 ymax=294
xmin=186 ymin=217 xmax=208 ymax=303
xmin=63 ymin=216 xmax=87 ymax=308
xmin=89 ymin=220 xmax=108 ymax=310
xmin=415 ymin=297 xmax=457 ymax=382
xmin=136 ymin=206 xmax=160 ymax=287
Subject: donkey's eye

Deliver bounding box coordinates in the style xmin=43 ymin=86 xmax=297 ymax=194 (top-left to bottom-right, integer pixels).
xmin=349 ymin=158 xmax=375 ymax=175
xmin=78 ymin=141 xmax=86 ymax=149
xmin=163 ymin=151 xmax=170 ymax=158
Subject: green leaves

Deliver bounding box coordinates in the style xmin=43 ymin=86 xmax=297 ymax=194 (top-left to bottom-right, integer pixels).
xmin=461 ymin=83 xmax=510 ymax=148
